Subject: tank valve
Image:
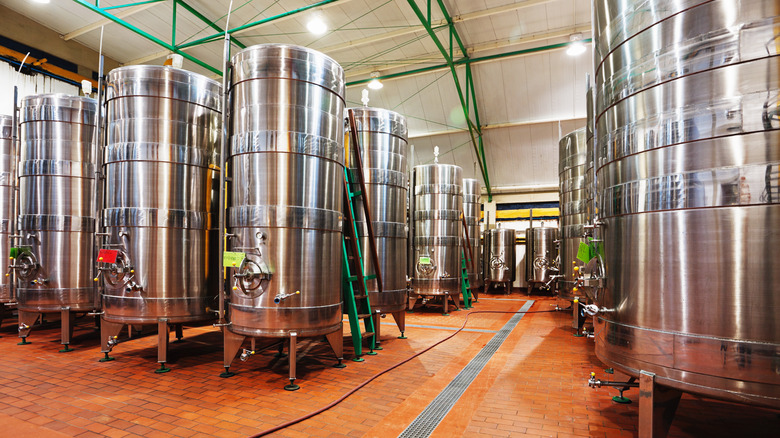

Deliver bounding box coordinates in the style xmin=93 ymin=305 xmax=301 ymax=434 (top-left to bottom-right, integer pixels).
xmin=274 ymin=290 xmax=300 ymax=303
xmin=581 ymin=303 xmax=612 ymax=316
xmin=588 ymin=372 xmax=600 ymax=388
xmin=106 ymin=335 xmax=119 ymax=351
xmin=18 ymin=323 xmax=29 ymax=331
xmin=239 ymin=349 xmax=255 ymax=361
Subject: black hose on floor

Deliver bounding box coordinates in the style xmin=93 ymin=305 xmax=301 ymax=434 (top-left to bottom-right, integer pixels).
xmin=248 ymin=307 xmax=560 ymax=437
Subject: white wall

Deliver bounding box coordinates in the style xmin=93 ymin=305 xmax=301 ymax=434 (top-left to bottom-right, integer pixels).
xmin=0 ymin=62 xmax=79 ymax=116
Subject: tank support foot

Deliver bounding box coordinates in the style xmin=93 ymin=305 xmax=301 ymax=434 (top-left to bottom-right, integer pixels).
xmin=398 ymin=332 xmax=407 ymax=339
xmin=219 ymin=366 xmax=235 ymax=378
xmin=17 ymin=337 xmax=30 ymax=345
xmin=333 ymin=359 xmax=346 ymax=369
xmin=284 ymin=379 xmax=300 ymax=391
xmin=352 ymin=356 xmax=364 ymax=362
xmin=59 ymin=345 xmax=74 ymax=353
xmin=638 ymin=371 xmax=682 ymax=438
xmin=99 ymin=352 xmax=115 ymax=362
xmin=154 ymin=363 xmax=171 ymax=374
xmin=274 ymin=342 xmax=287 ymax=358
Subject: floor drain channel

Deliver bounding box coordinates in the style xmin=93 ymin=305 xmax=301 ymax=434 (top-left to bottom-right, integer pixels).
xmin=398 ymin=300 xmax=535 ymax=438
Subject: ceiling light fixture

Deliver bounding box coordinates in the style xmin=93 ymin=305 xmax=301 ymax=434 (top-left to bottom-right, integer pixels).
xmin=367 ymin=71 xmax=383 ymax=90
xmin=31 ymin=0 xmax=51 ymax=4
xmin=306 ymin=17 xmax=327 ymax=35
xmin=566 ymin=33 xmax=586 ymax=56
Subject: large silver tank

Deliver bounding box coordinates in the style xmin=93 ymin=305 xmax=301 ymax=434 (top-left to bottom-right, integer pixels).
xmin=593 ymin=0 xmax=780 ymax=407
xmin=462 ymin=178 xmax=482 ymax=288
xmin=483 ymin=228 xmax=515 ymax=285
xmin=525 ymin=226 xmax=558 ymax=288
xmin=17 ymin=94 xmax=97 ymax=312
xmin=349 ymin=107 xmax=408 ymax=313
xmin=557 ymin=128 xmax=587 ymax=300
xmin=227 ymin=44 xmax=345 ymax=338
xmin=101 ymin=66 xmax=221 ymax=324
xmin=0 ymin=115 xmax=14 ymax=303
xmin=412 ymin=164 xmax=463 ymax=296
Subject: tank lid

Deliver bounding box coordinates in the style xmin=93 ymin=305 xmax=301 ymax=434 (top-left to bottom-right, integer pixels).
xmin=348 ymin=107 xmax=408 ymax=139
xmin=21 ymin=93 xmax=96 ymax=109
xmin=106 ymin=65 xmax=222 ymax=112
xmin=231 ymin=44 xmax=345 ymax=100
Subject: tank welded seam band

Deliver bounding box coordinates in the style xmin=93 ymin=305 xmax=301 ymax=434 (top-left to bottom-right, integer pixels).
xmin=595 ymin=316 xmax=779 ymax=346
xmin=599 ymin=201 xmax=780 ymax=220
xmin=595 ymin=128 xmax=780 ymax=177
xmin=231 ymin=131 xmax=343 ymax=162
xmin=105 ymin=94 xmax=222 ymax=113
xmin=229 ymin=303 xmax=341 ymax=311
xmin=101 ymin=294 xmax=208 ymax=301
xmin=230 ymin=76 xmax=346 ymax=104
xmin=352 ymin=129 xmax=408 ymax=143
xmin=595 ymin=52 xmax=779 ymax=127
xmin=399 ymin=300 xmax=535 ymax=438
xmin=19 ymin=118 xmax=96 ymax=128
xmin=593 ymin=0 xmax=717 ymax=83
xmin=18 ymin=215 xmax=95 ymax=232
xmin=228 ymin=150 xmax=345 ymax=168
xmin=103 ymin=158 xmax=217 ymax=170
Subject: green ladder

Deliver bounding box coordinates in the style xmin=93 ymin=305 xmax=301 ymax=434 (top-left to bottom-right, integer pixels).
xmin=460 ymin=249 xmax=473 ymax=309
xmin=341 ymin=108 xmax=384 ymax=361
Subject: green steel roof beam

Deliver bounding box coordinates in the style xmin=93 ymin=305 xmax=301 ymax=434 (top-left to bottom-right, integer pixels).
xmin=346 ymin=39 xmax=592 ymax=87
xmin=177 ymin=0 xmax=340 ymax=49
xmin=175 ymin=0 xmax=247 ymax=49
xmin=406 ymin=0 xmax=491 ymax=198
xmin=464 ymin=63 xmax=491 ymax=199
xmin=101 ymin=0 xmax=165 ymax=11
xmin=72 ymin=0 xmax=222 ymax=75
xmin=435 ymin=0 xmax=466 ymax=58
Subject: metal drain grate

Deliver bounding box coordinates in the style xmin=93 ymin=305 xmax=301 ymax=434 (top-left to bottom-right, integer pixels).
xmin=398 ymin=300 xmax=535 ymax=438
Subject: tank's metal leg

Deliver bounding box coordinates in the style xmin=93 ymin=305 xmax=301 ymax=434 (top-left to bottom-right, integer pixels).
xmin=220 ymin=330 xmax=245 ymax=377
xmin=59 ymin=308 xmax=75 ymax=352
xmin=442 ymin=293 xmax=449 ymax=316
xmin=407 ymin=294 xmax=418 ymax=312
xmin=325 ymin=329 xmax=345 ymax=368
xmin=284 ymin=332 xmax=300 ymax=391
xmin=173 ymin=324 xmax=184 ymax=342
xmin=99 ymin=318 xmax=124 ymax=362
xmin=155 ymin=319 xmax=171 ymax=373
xmin=392 ymin=311 xmax=406 ymax=339
xmin=17 ymin=311 xmax=39 ymax=345
xmin=371 ymin=311 xmax=383 ymax=350
xmin=638 ymin=371 xmax=682 ymax=438
xmin=471 ymin=286 xmax=479 ymax=302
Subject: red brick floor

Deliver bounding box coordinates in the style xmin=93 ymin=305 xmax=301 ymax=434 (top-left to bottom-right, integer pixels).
xmin=0 ymin=293 xmax=777 ymax=437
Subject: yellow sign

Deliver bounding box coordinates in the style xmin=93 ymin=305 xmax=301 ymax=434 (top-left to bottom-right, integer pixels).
xmin=223 ymin=251 xmax=246 ymax=267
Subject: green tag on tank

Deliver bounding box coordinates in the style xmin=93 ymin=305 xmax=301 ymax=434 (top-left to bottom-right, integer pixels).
xmin=9 ymin=247 xmax=19 ymax=259
xmin=419 ymin=256 xmax=432 ymax=265
xmin=576 ymin=242 xmax=590 ymax=263
xmin=223 ymin=251 xmax=246 ymax=267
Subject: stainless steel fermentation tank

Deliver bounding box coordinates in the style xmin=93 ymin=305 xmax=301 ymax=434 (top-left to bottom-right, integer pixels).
xmin=462 ymin=179 xmax=482 ymax=292
xmin=482 ymin=228 xmax=515 ymax=293
xmin=525 ymin=226 xmax=558 ymax=292
xmin=97 ymin=66 xmax=222 ymax=370
xmin=410 ymin=163 xmax=463 ymax=314
xmin=591 ymin=0 xmax=780 ymax=426
xmin=348 ymin=107 xmax=408 ymax=339
xmin=15 ymin=94 xmax=97 ymax=349
xmin=0 ymin=115 xmax=14 ymax=308
xmin=557 ymin=128 xmax=587 ymax=301
xmin=222 ymin=44 xmax=346 ymax=388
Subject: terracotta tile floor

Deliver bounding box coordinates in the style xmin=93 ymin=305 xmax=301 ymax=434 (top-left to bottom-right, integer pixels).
xmin=0 ymin=293 xmax=777 ymax=437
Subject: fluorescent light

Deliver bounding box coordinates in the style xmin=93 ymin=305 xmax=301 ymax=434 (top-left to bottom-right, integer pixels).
xmin=566 ymin=33 xmax=586 ymax=56
xmin=306 ymin=18 xmax=327 ymax=35
xmin=566 ymin=42 xmax=586 ymax=56
xmin=31 ymin=0 xmax=51 ymax=3
xmin=368 ymin=79 xmax=383 ymax=90
xmin=367 ymin=71 xmax=383 ymax=90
